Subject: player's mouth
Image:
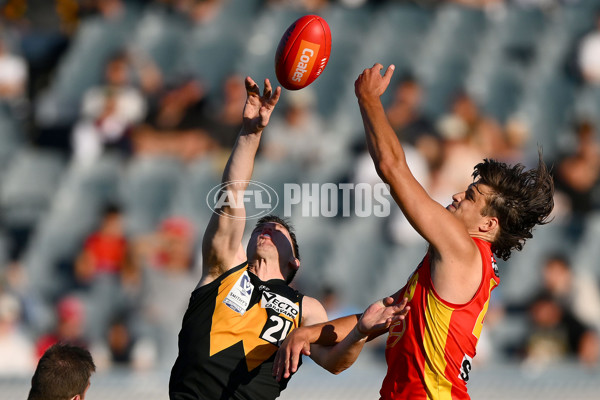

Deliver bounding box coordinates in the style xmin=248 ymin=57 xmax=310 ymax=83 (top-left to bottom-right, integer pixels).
xmin=259 ymin=233 xmax=272 ymax=241
xmin=447 ymin=204 xmax=457 ymax=211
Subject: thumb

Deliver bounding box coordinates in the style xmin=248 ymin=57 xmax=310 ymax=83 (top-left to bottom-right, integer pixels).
xmin=382 ymin=65 xmax=395 ymax=86
xmin=301 ymin=342 xmax=311 ymax=356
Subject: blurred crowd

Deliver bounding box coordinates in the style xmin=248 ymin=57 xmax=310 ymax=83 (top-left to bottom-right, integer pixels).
xmin=1 ymin=0 xmax=600 ymax=377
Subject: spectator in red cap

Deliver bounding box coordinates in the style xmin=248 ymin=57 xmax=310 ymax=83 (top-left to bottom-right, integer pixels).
xmin=35 ymin=296 xmax=89 ymax=359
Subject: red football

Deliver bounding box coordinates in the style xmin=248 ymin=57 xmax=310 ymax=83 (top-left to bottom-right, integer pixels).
xmin=274 ymin=15 xmax=331 ymax=91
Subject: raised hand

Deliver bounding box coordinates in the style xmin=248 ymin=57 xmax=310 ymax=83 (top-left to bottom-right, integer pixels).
xmin=354 ymin=63 xmax=395 ymax=103
xmin=243 ymin=77 xmax=282 ymax=134
xmin=357 ymin=296 xmax=409 ymax=336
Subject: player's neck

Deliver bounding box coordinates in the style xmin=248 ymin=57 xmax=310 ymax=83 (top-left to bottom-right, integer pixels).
xmin=247 ymin=258 xmax=285 ymax=282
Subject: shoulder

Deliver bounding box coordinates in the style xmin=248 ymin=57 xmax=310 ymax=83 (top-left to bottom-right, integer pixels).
xmin=196 ymin=261 xmax=247 ymax=290
xmin=301 ymin=296 xmax=328 ymax=327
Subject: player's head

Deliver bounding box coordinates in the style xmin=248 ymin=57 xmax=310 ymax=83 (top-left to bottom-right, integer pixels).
xmin=28 ymin=343 xmax=96 ymax=400
xmin=472 ymin=154 xmax=554 ymax=261
xmin=247 ymin=215 xmax=300 ymax=284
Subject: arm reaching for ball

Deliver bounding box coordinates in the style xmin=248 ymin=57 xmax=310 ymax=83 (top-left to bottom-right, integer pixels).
xmin=273 ymin=296 xmax=409 ymax=381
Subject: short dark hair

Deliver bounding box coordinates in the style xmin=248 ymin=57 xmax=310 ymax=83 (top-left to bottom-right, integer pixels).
xmin=28 ymin=343 xmax=96 ymax=400
xmin=255 ymin=215 xmax=300 ymax=284
xmin=473 ymin=153 xmax=554 ymax=261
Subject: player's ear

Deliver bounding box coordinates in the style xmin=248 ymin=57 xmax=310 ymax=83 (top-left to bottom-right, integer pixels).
xmin=480 ymin=216 xmax=498 ymax=233
xmin=71 ymin=395 xmax=81 ymax=400
xmin=288 ymin=257 xmax=300 ymax=271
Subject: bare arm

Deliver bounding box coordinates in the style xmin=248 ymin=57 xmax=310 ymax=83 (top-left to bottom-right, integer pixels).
xmin=355 ymin=64 xmax=481 ymax=299
xmin=200 ymin=78 xmax=281 ymax=286
xmin=273 ymin=296 xmax=409 ymax=380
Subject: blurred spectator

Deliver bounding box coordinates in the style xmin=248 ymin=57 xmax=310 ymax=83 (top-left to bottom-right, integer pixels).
xmin=0 ymin=291 xmax=35 ymax=375
xmin=0 ymin=37 xmax=27 ymax=102
xmin=185 ymin=0 xmax=225 ymax=25
xmin=75 ymin=204 xmax=127 ymax=285
xmin=133 ymin=77 xmax=217 ymax=162
xmin=72 ymin=52 xmax=146 ymax=166
xmin=523 ymin=291 xmax=599 ymax=367
xmin=0 ymin=35 xmax=28 ymax=119
xmin=134 ymin=216 xmax=198 ymax=365
xmin=553 ymin=120 xmax=600 ymax=238
xmin=203 ymin=74 xmax=247 ymax=150
xmin=499 ymin=116 xmax=530 ymax=165
xmin=385 ymin=74 xmax=442 ymax=173
xmin=578 ymin=13 xmax=600 ymax=85
xmin=94 ymin=0 xmax=127 ymax=21
xmin=539 ymin=253 xmax=600 ymax=334
xmin=262 ymin=89 xmax=324 ymax=167
xmin=430 ymin=92 xmax=489 ymax=203
xmin=91 ymin=313 xmax=156 ymax=371
xmin=35 ymin=296 xmax=89 ymax=359
xmin=267 ymin=0 xmax=331 ymax=11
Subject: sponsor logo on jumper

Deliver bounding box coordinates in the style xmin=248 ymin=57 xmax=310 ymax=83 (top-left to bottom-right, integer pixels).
xmin=261 ymin=292 xmax=298 ymax=319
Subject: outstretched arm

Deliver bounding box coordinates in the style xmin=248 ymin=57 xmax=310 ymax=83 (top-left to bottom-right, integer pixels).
xmin=355 ymin=64 xmax=481 ymax=300
xmin=200 ymin=78 xmax=281 ymax=286
xmin=273 ymin=296 xmax=409 ymax=380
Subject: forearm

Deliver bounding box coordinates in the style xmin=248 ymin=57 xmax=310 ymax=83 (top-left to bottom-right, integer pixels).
xmin=306 ymin=314 xmax=361 ymax=345
xmin=311 ymin=325 xmax=368 ymax=375
xmin=358 ymin=98 xmax=408 ymax=176
xmin=222 ymin=129 xmax=262 ymax=185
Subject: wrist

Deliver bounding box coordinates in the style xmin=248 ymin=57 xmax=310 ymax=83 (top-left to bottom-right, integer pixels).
xmin=351 ymin=324 xmax=368 ymax=342
xmin=357 ymin=96 xmax=382 ymax=109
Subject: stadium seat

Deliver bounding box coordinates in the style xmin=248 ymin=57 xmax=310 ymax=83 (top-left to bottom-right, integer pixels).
xmin=130 ymin=4 xmax=188 ymax=82
xmin=180 ymin=0 xmax=263 ymax=93
xmin=321 ymin=216 xmax=389 ymax=307
xmin=0 ymin=105 xmax=23 ymax=174
xmin=0 ymin=148 xmax=66 ymax=230
xmin=417 ymin=4 xmax=488 ymax=118
xmin=120 ymin=155 xmax=184 ymax=235
xmin=42 ymin=10 xmax=138 ymax=125
xmin=375 ymin=241 xmax=428 ymax=300
xmin=168 ymin=155 xmax=222 ymax=231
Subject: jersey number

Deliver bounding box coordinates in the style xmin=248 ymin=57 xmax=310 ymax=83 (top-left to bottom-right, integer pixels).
xmin=261 ymin=315 xmax=292 ymax=345
xmin=472 ymin=278 xmax=498 ymax=339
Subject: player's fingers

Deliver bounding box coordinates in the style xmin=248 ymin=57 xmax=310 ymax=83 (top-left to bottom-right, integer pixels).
xmin=269 ymin=86 xmax=282 ymax=106
xmin=245 ymin=77 xmax=260 ymax=96
xmin=290 ymin=350 xmax=302 ymax=374
xmin=263 ymin=78 xmax=272 ymax=99
xmin=383 ymin=64 xmax=395 ymax=83
xmin=273 ymin=350 xmax=281 ymax=377
xmin=372 ymin=63 xmax=383 ymax=72
xmin=383 ymin=296 xmax=395 ymax=306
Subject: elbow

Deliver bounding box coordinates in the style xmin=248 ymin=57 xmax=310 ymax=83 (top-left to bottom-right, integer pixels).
xmin=322 ymin=360 xmax=352 ymax=375
xmin=373 ymin=158 xmax=396 ymax=183
xmin=326 ymin=365 xmax=347 ymax=375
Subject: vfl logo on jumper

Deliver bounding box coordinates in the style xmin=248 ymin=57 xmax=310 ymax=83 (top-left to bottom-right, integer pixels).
xmin=289 ymin=40 xmax=320 ymax=86
xmin=206 ymin=180 xmax=279 ymax=220
xmin=223 ymin=272 xmax=254 ymax=315
xmin=458 ymin=354 xmax=473 ymax=382
xmin=261 ymin=292 xmax=299 ymax=319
